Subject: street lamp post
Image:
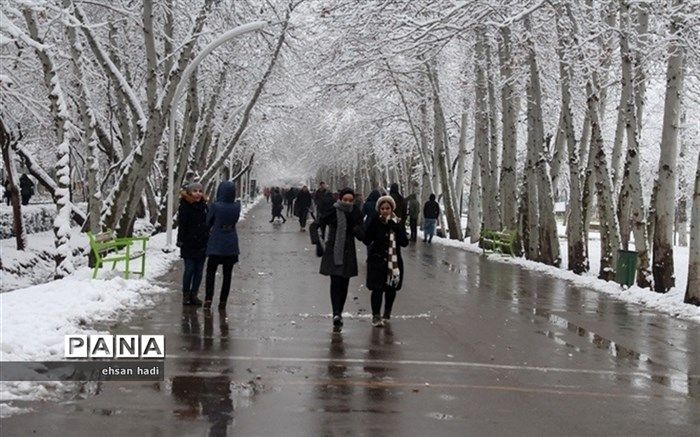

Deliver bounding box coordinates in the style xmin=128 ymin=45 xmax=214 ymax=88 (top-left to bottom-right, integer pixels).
xmin=166 ymin=21 xmax=267 ymax=250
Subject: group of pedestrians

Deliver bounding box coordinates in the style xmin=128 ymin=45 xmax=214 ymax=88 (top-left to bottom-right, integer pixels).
xmin=177 ymin=181 xmax=241 ymax=310
xmin=178 ymin=177 xmax=442 ymax=331
xmin=308 ymin=182 xmax=441 ymax=330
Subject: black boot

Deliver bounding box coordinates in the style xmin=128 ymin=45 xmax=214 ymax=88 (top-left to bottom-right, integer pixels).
xmin=190 ymin=293 xmax=203 ymax=307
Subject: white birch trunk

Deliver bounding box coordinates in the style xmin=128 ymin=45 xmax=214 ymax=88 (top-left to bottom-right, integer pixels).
xmin=498 ymin=26 xmax=519 ymax=233
xmin=652 ymin=0 xmax=685 ymax=293
xmin=683 ymin=151 xmax=700 ymax=305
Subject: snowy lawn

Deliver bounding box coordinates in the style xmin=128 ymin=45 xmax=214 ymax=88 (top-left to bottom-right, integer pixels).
xmin=422 ymin=223 xmax=699 ymax=323
xmin=0 ymin=196 xmax=262 ymax=416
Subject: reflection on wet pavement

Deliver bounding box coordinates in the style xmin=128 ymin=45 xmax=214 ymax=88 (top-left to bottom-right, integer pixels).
xmin=3 ymin=202 xmax=698 ymax=436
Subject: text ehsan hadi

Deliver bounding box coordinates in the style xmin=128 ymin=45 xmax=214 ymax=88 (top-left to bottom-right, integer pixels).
xmin=64 ymin=335 xmax=164 ymax=359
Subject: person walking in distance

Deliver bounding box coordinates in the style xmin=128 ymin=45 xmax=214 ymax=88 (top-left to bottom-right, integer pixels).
xmin=313 ymin=181 xmax=335 ymax=239
xmin=204 ymin=181 xmax=241 ymax=310
xmin=363 ymin=195 xmax=408 ymax=327
xmin=286 ymin=187 xmax=297 ymax=216
xmin=310 ymin=187 xmax=364 ymax=331
xmin=177 ymin=182 xmax=209 ymax=306
xmin=406 ymin=193 xmax=420 ymax=242
xmin=270 ymin=187 xmax=286 ymax=223
xmin=19 ymin=173 xmax=34 ymax=206
xmin=423 ymin=193 xmax=440 ymax=243
xmin=295 ymin=185 xmax=312 ymax=231
xmin=362 ymin=189 xmax=381 ymax=224
xmin=389 ymin=183 xmax=407 ymax=226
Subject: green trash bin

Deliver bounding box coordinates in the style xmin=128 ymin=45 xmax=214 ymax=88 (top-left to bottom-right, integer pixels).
xmin=615 ymin=249 xmax=638 ymax=287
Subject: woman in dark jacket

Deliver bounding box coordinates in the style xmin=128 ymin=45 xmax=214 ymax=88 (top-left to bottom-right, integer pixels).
xmin=177 ymin=182 xmax=209 ymax=306
xmin=362 ymin=189 xmax=381 ymax=223
xmin=423 ymin=193 xmax=440 ymax=243
xmin=363 ymin=195 xmax=408 ymax=327
xmin=310 ymin=187 xmax=364 ymax=331
xmin=294 ymin=185 xmax=312 ymax=230
xmin=270 ymin=188 xmax=286 ymax=223
xmin=204 ymin=181 xmax=241 ymax=310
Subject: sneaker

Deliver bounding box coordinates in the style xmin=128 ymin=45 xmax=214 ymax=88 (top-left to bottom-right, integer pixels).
xmin=182 ymin=293 xmax=191 ymax=305
xmin=332 ymin=315 xmax=343 ymax=328
xmin=372 ymin=316 xmax=384 ymax=327
xmin=382 ymin=314 xmax=391 ymax=322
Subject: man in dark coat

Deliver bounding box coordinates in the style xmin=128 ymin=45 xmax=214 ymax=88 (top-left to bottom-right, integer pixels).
xmin=313 ymin=182 xmax=335 ymax=239
xmin=406 ymin=193 xmax=420 ymax=242
xmin=270 ymin=188 xmax=285 ymax=223
xmin=294 ymin=185 xmax=313 ymax=230
xmin=19 ymin=174 xmax=34 ymax=205
xmin=423 ymin=193 xmax=440 ymax=243
xmin=177 ymin=182 xmax=209 ymax=306
xmin=204 ymin=181 xmax=241 ymax=309
xmin=286 ymin=187 xmax=297 ymax=216
xmin=389 ymin=183 xmax=407 ymax=225
xmin=362 ymin=189 xmax=381 ymax=223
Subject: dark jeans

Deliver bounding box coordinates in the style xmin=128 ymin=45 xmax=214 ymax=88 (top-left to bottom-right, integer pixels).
xmin=21 ymin=194 xmax=30 ymax=205
xmin=298 ymin=208 xmax=309 ymax=227
xmin=371 ymin=285 xmax=397 ymax=317
xmin=182 ymin=257 xmax=206 ymax=295
xmin=205 ymin=255 xmax=238 ymax=303
xmin=330 ymin=275 xmax=350 ymax=316
xmin=409 ymin=217 xmax=418 ymax=241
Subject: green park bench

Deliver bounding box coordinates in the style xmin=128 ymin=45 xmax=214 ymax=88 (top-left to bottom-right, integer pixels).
xmin=479 ymin=229 xmax=516 ymax=256
xmin=87 ymin=230 xmax=149 ymax=279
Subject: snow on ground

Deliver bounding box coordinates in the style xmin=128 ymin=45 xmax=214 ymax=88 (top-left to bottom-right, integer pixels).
xmin=0 ymin=196 xmax=262 ymax=414
xmin=424 ymin=221 xmax=699 ymax=323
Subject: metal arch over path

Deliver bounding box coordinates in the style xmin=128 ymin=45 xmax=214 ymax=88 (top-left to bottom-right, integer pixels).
xmin=166 ymin=21 xmax=268 ymax=249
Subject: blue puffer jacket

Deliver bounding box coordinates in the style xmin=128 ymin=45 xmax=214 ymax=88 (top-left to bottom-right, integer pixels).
xmin=206 ymin=181 xmax=241 ymax=256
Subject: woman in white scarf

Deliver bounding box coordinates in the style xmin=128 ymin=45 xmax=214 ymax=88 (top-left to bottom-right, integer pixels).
xmin=363 ymin=195 xmax=409 ymax=327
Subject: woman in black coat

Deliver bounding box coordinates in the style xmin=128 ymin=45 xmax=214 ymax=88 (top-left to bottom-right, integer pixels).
xmin=294 ymin=185 xmax=312 ymax=230
xmin=310 ymin=187 xmax=364 ymax=331
xmin=363 ymin=195 xmax=408 ymax=327
xmin=177 ymin=182 xmax=209 ymax=306
xmin=270 ymin=188 xmax=286 ymax=223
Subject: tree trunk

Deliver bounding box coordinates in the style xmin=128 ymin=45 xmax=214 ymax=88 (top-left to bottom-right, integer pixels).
xmin=653 ymin=0 xmax=685 ymax=293
xmin=23 ymin=8 xmax=74 ymax=278
xmin=556 ymin=10 xmax=587 ymax=273
xmin=0 ymin=120 xmax=26 ymax=250
xmin=616 ymin=0 xmax=651 ymax=288
xmin=588 ymin=79 xmax=621 ymax=281
xmin=498 ymin=26 xmax=519 ymax=234
xmin=676 ymin=105 xmax=689 ymax=247
xmin=525 ymin=16 xmax=558 ymax=265
xmin=683 ymin=151 xmax=700 ymax=305
xmin=467 ymin=148 xmax=481 ymax=241
xmin=427 ymin=61 xmax=461 ymax=240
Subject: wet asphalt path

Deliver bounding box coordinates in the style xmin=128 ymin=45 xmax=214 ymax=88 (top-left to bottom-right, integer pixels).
xmin=3 ymin=201 xmax=698 ymax=436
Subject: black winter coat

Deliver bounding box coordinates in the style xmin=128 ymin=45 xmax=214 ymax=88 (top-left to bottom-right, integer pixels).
xmin=390 ymin=192 xmax=407 ymax=221
xmin=177 ymin=191 xmax=209 ymax=259
xmin=423 ymin=200 xmax=440 ymax=219
xmin=310 ymin=205 xmax=364 ymax=278
xmin=363 ymin=215 xmax=409 ymax=291
xmin=294 ymin=190 xmax=312 ymax=217
xmin=271 ymin=193 xmax=284 ymax=215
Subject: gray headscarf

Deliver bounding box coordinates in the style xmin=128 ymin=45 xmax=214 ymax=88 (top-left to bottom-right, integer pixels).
xmin=333 ymin=201 xmax=353 ymax=265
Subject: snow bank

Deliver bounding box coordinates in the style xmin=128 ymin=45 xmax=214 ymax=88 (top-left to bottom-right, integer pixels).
xmin=420 ymin=230 xmax=700 ymax=323
xmin=0 ymin=196 xmax=262 ymax=413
